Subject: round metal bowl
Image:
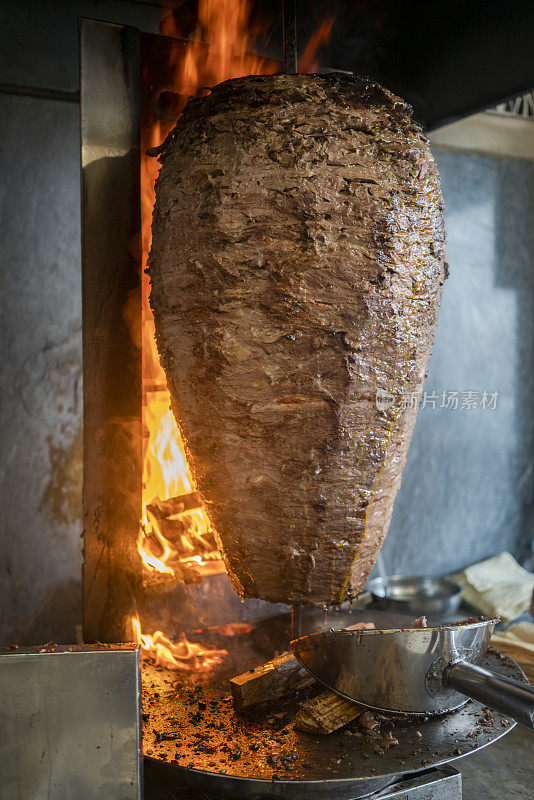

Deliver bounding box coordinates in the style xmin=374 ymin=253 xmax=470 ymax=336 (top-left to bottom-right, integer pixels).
xmin=368 ymin=575 xmax=462 ymax=616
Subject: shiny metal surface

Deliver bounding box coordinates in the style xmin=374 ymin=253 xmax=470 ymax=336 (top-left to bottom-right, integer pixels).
xmin=142 ymin=650 xmax=520 ymax=800
xmin=147 ymin=762 xmax=462 ymax=800
xmin=368 ymin=575 xmax=462 ymax=616
xmin=459 ymin=723 xmax=534 ymax=800
xmin=292 ymin=619 xmax=499 ymax=715
xmin=0 ymin=644 xmax=142 ymax=800
xmin=444 ymin=660 xmax=534 ymax=729
xmin=375 ymin=767 xmax=462 ymax=800
xmin=149 ymin=760 xmax=396 ymax=800
xmin=80 ymin=17 xmax=143 ymax=643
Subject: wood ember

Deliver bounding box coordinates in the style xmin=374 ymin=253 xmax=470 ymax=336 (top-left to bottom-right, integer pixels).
xmin=147 ymin=492 xmax=203 ymax=517
xmin=295 ymin=691 xmax=363 ymax=735
xmin=230 ymin=652 xmax=314 ymax=712
xmin=149 ymin=73 xmax=447 ymax=607
xmin=146 ymin=492 xmax=218 ymax=553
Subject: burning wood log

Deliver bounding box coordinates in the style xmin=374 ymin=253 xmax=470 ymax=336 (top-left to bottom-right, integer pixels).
xmin=146 ymin=492 xmax=211 ymax=545
xmin=149 ymin=74 xmax=447 ymax=607
xmin=295 ymin=690 xmax=363 ymax=735
xmin=147 ymin=491 xmax=203 ymax=519
xmin=230 ymin=652 xmax=314 ymax=712
xmin=146 ymin=492 xmax=221 ymax=565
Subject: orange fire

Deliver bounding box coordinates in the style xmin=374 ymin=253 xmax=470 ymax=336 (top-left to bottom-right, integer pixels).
xmin=131 ymin=616 xmax=228 ymax=671
xmin=299 ymin=18 xmax=335 ymax=73
xmin=137 ymin=0 xmax=279 ymax=577
xmin=135 ymin=0 xmax=333 ymax=666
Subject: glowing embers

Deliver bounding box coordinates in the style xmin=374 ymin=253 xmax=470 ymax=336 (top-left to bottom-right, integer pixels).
xmin=137 ymin=478 xmax=224 ymax=582
xmin=131 ymin=616 xmax=227 ymax=671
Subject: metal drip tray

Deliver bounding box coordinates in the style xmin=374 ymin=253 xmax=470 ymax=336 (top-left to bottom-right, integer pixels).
xmin=140 ymin=608 xmax=521 ymax=800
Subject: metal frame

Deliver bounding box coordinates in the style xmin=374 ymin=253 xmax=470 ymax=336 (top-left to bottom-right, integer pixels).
xmin=80 ymin=18 xmax=143 ymax=643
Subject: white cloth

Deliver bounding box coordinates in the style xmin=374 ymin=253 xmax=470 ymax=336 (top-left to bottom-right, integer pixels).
xmin=502 ymin=621 xmax=534 ymax=645
xmin=450 ymin=551 xmax=534 ymax=624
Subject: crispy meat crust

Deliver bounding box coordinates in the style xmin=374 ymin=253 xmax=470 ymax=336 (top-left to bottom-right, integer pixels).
xmin=149 ymin=74 xmax=446 ymax=605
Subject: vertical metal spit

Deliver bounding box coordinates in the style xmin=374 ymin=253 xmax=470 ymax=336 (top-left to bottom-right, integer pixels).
xmin=283 ymin=0 xmax=298 ymax=73
xmin=291 ymin=602 xmax=303 ymax=640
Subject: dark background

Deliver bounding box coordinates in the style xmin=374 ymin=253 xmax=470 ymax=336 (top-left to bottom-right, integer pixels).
xmin=0 ymin=0 xmax=533 ymax=645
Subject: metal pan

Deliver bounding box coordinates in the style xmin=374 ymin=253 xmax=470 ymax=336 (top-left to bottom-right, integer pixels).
xmin=142 ymin=609 xmax=524 ymax=800
xmin=292 ymin=618 xmax=534 ymax=729
xmin=368 ymin=575 xmax=462 ymax=616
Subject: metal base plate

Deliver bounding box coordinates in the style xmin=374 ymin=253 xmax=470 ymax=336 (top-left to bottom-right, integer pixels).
xmin=143 ymin=637 xmax=520 ymax=800
xmin=145 ymin=764 xmax=462 ymax=800
xmin=0 ymin=644 xmax=142 ymax=800
xmin=372 ymin=766 xmax=462 ymax=799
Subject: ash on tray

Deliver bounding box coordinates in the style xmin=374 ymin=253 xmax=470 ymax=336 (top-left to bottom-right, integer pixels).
xmin=142 ymin=660 xmax=404 ymax=781
xmin=141 ymin=610 xmax=516 ymax=783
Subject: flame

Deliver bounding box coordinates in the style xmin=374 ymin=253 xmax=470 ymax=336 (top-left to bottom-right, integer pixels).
xmin=131 ymin=616 xmax=227 ymax=671
xmin=133 ymin=0 xmax=334 ymax=670
xmin=138 ymin=0 xmax=280 ymax=576
xmin=137 ymin=0 xmax=333 ymax=582
xmin=143 ymin=393 xmax=193 ymax=500
xmin=179 ymin=0 xmax=275 ymax=90
xmin=195 ymin=622 xmax=256 ymax=636
xmin=139 ymin=122 xmax=209 ymax=573
xmin=299 ymin=18 xmax=335 ymax=73
xmin=137 ymin=510 xmax=176 ymax=576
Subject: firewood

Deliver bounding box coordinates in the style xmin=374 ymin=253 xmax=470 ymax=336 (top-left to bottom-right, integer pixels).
xmin=146 ymin=491 xmax=218 ymax=552
xmin=230 ymin=652 xmax=314 ymax=712
xmin=146 ymin=491 xmax=203 ymax=521
xmin=295 ymin=690 xmax=363 ymax=735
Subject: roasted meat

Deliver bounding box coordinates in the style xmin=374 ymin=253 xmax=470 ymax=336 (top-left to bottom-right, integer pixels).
xmin=149 ymin=74 xmax=447 ymax=606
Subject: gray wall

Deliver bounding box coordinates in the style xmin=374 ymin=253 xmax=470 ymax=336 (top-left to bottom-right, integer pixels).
xmin=381 ymin=152 xmax=534 ymax=577
xmin=0 ymin=2 xmax=532 ymax=645
xmin=0 ymin=0 xmax=169 ymax=647
xmin=0 ymin=94 xmax=82 ymax=646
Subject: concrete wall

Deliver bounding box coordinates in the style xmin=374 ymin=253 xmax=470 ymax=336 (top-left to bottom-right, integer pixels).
xmin=380 ymin=151 xmax=534 ymax=577
xmin=0 ymin=1 xmax=532 ymax=645
xmin=0 ymin=1 xmax=169 ymax=647
xmin=0 ymin=93 xmax=82 ymax=646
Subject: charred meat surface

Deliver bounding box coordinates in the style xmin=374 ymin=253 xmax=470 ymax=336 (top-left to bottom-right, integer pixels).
xmin=149 ymin=73 xmax=447 ymax=606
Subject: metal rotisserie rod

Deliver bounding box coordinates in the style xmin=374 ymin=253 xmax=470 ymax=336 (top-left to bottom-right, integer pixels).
xmin=283 ymin=0 xmax=297 ymax=74
xmin=291 ymin=603 xmax=302 ymax=641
